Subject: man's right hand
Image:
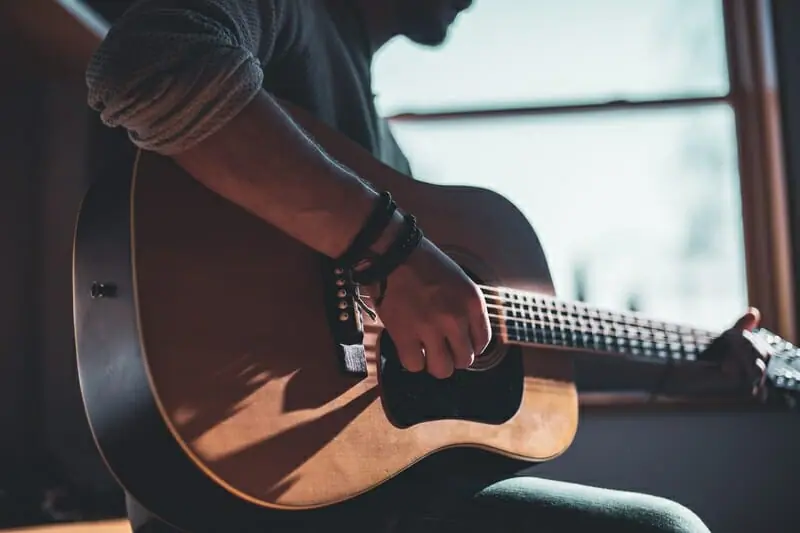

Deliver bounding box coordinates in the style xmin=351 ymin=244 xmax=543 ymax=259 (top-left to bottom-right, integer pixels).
xmin=374 ymin=238 xmax=493 ymax=379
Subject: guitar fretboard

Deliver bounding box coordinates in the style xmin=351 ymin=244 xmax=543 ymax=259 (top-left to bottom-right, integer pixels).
xmin=488 ymin=288 xmax=717 ymax=363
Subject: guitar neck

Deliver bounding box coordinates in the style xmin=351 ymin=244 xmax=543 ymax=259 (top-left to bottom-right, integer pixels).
xmin=483 ymin=286 xmax=717 ymax=364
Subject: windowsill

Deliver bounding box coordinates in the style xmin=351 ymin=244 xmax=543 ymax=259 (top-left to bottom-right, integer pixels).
xmin=571 ymin=352 xmax=776 ymax=412
xmin=578 ymin=390 xmax=771 ymax=412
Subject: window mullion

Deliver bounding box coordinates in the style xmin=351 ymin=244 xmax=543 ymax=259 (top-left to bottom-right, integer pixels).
xmin=386 ymin=95 xmax=731 ymax=124
xmin=724 ymin=0 xmax=795 ymax=342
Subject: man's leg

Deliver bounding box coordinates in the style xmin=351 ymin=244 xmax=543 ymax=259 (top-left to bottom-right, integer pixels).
xmin=423 ymin=475 xmax=711 ymax=533
xmin=120 ymin=451 xmax=710 ymax=533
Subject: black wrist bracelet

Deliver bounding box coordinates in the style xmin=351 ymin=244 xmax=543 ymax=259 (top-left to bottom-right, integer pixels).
xmin=352 ymin=214 xmax=424 ymax=305
xmin=337 ymin=191 xmax=397 ymax=267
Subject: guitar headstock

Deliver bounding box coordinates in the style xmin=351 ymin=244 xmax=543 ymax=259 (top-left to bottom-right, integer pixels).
xmin=744 ymin=328 xmax=800 ymax=409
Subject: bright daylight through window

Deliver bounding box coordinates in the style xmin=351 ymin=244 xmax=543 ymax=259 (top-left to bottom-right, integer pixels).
xmin=372 ymin=0 xmax=745 ymax=333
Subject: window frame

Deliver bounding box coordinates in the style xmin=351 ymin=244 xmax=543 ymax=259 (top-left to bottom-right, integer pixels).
xmin=383 ymin=0 xmax=795 ymax=409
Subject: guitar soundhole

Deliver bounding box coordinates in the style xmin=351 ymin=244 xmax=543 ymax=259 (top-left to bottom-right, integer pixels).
xmin=378 ymin=334 xmax=524 ymax=429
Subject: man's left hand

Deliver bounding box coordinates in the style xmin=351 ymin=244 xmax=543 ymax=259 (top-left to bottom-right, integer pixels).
xmin=699 ymin=307 xmax=765 ymax=395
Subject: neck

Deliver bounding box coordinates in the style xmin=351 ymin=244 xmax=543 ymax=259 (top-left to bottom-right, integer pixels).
xmin=482 ymin=286 xmax=718 ymax=364
xmin=352 ymin=0 xmax=400 ymax=52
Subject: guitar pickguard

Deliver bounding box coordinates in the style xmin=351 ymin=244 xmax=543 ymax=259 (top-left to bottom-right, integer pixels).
xmin=378 ymin=334 xmax=525 ymax=428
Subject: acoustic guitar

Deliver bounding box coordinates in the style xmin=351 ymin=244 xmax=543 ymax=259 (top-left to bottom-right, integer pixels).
xmin=72 ymin=105 xmax=800 ymax=529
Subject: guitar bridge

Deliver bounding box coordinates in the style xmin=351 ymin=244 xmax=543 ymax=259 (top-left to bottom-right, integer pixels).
xmin=322 ymin=258 xmax=368 ymax=377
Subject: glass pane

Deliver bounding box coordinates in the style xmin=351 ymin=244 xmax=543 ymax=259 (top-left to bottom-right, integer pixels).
xmin=372 ymin=0 xmax=729 ymax=115
xmin=388 ymin=104 xmax=746 ymax=332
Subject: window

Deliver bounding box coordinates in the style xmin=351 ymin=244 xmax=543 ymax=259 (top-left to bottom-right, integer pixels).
xmin=374 ymin=0 xmax=729 ymax=114
xmin=372 ymin=0 xmax=792 ymax=399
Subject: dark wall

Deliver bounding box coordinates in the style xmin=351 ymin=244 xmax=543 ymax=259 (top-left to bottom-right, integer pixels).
xmin=0 ymin=82 xmax=45 ymax=469
xmin=0 ymin=75 xmax=124 ymax=500
xmin=532 ymin=410 xmax=800 ymax=533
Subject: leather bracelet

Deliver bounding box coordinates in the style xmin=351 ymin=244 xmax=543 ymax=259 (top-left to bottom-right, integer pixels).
xmin=352 ymin=214 xmax=423 ymax=305
xmin=337 ymin=191 xmax=397 ymax=268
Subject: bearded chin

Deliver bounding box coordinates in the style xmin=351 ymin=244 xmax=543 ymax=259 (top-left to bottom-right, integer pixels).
xmin=407 ymin=23 xmax=449 ymax=47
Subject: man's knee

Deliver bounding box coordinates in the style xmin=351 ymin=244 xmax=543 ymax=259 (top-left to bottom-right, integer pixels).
xmin=464 ymin=477 xmax=711 ymax=533
xmin=626 ymin=493 xmax=711 ymax=533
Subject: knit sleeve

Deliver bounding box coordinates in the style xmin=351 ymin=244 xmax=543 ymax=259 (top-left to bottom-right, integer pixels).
xmin=86 ymin=0 xmax=280 ymax=155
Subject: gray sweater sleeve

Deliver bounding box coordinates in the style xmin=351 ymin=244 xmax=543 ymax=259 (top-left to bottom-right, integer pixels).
xmin=86 ymin=0 xmax=276 ymax=155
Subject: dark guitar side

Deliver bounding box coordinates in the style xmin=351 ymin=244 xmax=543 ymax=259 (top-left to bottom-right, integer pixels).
xmin=73 ymin=105 xmax=578 ymax=530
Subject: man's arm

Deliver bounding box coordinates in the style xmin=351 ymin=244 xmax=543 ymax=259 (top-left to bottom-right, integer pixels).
xmin=88 ymin=0 xmax=494 ymax=378
xmin=87 ymin=0 xmax=400 ymax=258
xmin=175 ymin=90 xmax=397 ymax=257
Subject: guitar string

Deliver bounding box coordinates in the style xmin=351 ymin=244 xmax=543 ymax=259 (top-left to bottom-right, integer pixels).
xmin=359 ymin=285 xmax=717 ymax=338
xmin=356 ymin=299 xmax=715 ymax=345
xmin=477 ymin=285 xmax=717 ymax=335
xmin=483 ymin=306 xmax=715 ymax=344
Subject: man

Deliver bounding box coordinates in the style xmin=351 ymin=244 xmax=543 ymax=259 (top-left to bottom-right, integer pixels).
xmin=86 ymin=1 xmax=761 ymax=531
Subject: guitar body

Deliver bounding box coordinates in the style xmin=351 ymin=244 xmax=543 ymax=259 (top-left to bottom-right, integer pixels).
xmin=73 ymin=137 xmax=578 ymax=529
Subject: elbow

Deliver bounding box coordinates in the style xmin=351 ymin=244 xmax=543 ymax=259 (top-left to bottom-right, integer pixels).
xmin=86 ymin=35 xmax=263 ymax=155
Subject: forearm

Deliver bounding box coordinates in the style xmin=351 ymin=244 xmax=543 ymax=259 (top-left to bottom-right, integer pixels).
xmin=173 ymin=90 xmax=398 ymax=258
xmin=86 ymin=0 xmax=398 ymax=258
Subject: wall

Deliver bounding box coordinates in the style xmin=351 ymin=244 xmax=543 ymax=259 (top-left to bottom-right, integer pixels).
xmin=0 ymin=73 xmax=122 ymax=496
xmin=0 ymin=81 xmax=44 ymax=470
xmin=532 ymin=410 xmax=800 ymax=533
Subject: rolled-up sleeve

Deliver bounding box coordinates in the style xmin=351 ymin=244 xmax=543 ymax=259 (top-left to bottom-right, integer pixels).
xmin=86 ymin=0 xmax=274 ymax=155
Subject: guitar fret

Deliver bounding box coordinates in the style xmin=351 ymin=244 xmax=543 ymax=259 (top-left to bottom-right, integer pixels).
xmin=491 ymin=284 xmax=800 ymax=398
xmin=497 ymin=290 xmax=712 ymax=362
